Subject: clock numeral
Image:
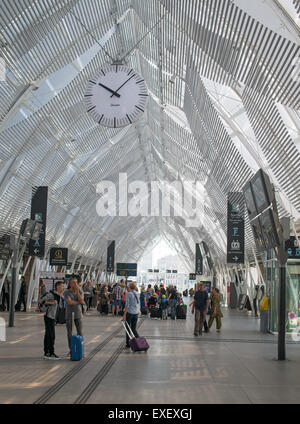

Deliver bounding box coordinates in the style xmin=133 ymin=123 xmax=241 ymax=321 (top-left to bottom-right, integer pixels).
xmin=101 ymin=69 xmax=105 ymax=76
xmin=99 ymin=114 xmax=104 ymax=124
xmin=127 ymin=68 xmax=134 ymax=75
xmin=138 ymin=93 xmax=148 ymax=96
xmin=126 ymin=114 xmax=132 ymax=124
xmin=84 ymin=94 xmax=93 ymax=97
xmin=116 ymin=65 xmax=118 ymax=73
xmin=114 ymin=117 xmax=116 ymax=128
xmin=87 ymin=105 xmax=96 ymax=112
xmin=89 ymin=80 xmax=97 ymax=84
xmin=135 ymin=105 xmax=144 ymax=112
xmin=136 ymin=79 xmax=144 ymax=84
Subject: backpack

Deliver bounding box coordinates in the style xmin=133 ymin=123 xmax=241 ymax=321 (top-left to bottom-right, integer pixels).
xmin=195 ymin=290 xmax=207 ymax=310
xmin=40 ymin=293 xmax=49 ymax=313
xmin=259 ymin=295 xmax=269 ymax=311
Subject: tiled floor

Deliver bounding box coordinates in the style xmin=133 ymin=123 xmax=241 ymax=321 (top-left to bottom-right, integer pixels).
xmin=0 ymin=305 xmax=300 ymax=404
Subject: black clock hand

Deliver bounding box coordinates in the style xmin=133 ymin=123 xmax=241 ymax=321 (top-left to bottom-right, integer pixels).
xmin=110 ymin=74 xmax=135 ymax=97
xmin=98 ymin=82 xmax=120 ymax=98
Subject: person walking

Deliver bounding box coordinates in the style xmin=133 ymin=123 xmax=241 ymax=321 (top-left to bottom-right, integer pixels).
xmin=122 ymin=282 xmax=140 ymax=349
xmin=83 ymin=280 xmax=93 ymax=311
xmin=64 ymin=277 xmax=85 ymax=357
xmin=168 ymin=285 xmax=178 ymax=320
xmin=112 ymin=281 xmax=122 ymax=316
xmin=208 ymin=288 xmax=223 ymax=332
xmin=17 ymin=276 xmax=27 ymax=312
xmin=41 ymin=281 xmax=65 ymax=360
xmin=191 ymin=283 xmax=209 ymax=336
xmin=1 ymin=278 xmax=10 ymax=311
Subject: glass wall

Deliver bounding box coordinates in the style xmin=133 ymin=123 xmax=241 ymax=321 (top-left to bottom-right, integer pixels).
xmin=264 ymin=251 xmax=300 ymax=332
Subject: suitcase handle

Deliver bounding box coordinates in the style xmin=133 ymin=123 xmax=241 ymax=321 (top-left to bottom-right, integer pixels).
xmin=121 ymin=320 xmax=135 ymax=340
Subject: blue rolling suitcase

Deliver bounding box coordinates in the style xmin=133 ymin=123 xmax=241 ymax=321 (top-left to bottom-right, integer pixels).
xmin=70 ymin=313 xmax=84 ymax=361
xmin=71 ymin=335 xmax=84 ymax=360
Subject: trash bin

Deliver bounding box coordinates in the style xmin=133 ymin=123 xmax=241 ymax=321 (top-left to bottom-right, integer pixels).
xmin=260 ymin=310 xmax=269 ymax=333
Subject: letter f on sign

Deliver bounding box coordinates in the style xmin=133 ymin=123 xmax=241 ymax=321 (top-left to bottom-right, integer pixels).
xmin=0 ymin=317 xmax=6 ymax=341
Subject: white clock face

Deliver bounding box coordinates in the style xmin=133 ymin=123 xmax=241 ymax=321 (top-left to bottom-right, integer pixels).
xmin=84 ymin=64 xmax=149 ymax=128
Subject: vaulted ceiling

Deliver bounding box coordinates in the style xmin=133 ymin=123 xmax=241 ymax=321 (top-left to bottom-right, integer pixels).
xmin=0 ymin=0 xmax=299 ymax=270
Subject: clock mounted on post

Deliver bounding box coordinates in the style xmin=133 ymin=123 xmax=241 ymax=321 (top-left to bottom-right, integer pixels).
xmin=84 ymin=64 xmax=149 ymax=128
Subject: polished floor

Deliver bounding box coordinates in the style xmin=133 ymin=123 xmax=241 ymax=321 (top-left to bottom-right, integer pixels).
xmin=0 ymin=303 xmax=300 ymax=404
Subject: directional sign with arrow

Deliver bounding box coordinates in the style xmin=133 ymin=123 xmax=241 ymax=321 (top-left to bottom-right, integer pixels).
xmin=227 ymin=192 xmax=245 ymax=264
xmin=28 ymin=187 xmax=48 ymax=257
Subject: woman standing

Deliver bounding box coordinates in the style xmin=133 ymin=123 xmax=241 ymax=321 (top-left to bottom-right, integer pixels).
xmin=208 ymin=288 xmax=223 ymax=332
xmin=122 ymin=282 xmax=140 ymax=349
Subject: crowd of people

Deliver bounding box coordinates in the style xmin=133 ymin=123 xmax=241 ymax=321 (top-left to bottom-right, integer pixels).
xmin=0 ymin=274 xmax=224 ymax=359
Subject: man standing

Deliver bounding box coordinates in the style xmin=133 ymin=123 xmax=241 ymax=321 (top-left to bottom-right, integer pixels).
xmin=168 ymin=285 xmax=178 ymax=320
xmin=41 ymin=281 xmax=65 ymax=360
xmin=64 ymin=277 xmax=85 ymax=357
xmin=1 ymin=278 xmax=10 ymax=311
xmin=83 ymin=280 xmax=94 ymax=311
xmin=112 ymin=281 xmax=122 ymax=317
xmin=18 ymin=276 xmax=27 ymax=312
xmin=192 ymin=283 xmax=209 ymax=336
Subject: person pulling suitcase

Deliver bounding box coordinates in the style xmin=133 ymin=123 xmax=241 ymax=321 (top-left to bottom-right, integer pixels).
xmin=122 ymin=282 xmax=140 ymax=349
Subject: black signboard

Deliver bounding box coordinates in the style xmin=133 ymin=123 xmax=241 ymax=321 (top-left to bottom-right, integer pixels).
xmin=189 ymin=273 xmax=196 ymax=280
xmin=49 ymin=248 xmax=68 ymax=266
xmin=148 ymin=269 xmax=153 ymax=273
xmin=285 ymin=236 xmax=300 ymax=259
xmin=172 ymin=270 xmax=177 ymax=274
xmin=116 ymin=263 xmax=137 ymax=277
xmin=195 ymin=243 xmax=203 ymax=275
xmin=29 ymin=186 xmax=48 ymax=257
xmin=227 ymin=192 xmax=245 ymax=264
xmin=154 ymin=269 xmax=159 ymax=273
xmin=166 ymin=270 xmax=171 ymax=273
xmin=107 ymin=240 xmax=115 ymax=272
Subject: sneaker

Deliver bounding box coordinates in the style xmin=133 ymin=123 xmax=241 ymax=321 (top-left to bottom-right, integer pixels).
xmin=216 ymin=329 xmax=221 ymax=333
xmin=48 ymin=353 xmax=60 ymax=360
xmin=44 ymin=353 xmax=50 ymax=359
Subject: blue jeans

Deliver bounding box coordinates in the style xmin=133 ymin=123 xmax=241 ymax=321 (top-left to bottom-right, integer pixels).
xmin=169 ymin=299 xmax=177 ymax=319
xmin=126 ymin=313 xmax=139 ymax=347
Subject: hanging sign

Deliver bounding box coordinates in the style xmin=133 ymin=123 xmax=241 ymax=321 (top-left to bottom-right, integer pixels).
xmin=285 ymin=237 xmax=300 ymax=259
xmin=49 ymin=248 xmax=68 ymax=266
xmin=29 ymin=186 xmax=48 ymax=257
xmin=227 ymin=192 xmax=245 ymax=264
xmin=195 ymin=243 xmax=203 ymax=275
xmin=107 ymin=240 xmax=115 ymax=272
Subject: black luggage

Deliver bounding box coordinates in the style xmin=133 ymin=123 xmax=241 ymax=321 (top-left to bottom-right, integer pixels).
xmin=150 ymin=307 xmax=162 ymax=319
xmin=141 ymin=306 xmax=148 ymax=315
xmin=101 ymin=304 xmax=108 ymax=314
xmin=176 ymin=305 xmax=187 ymax=319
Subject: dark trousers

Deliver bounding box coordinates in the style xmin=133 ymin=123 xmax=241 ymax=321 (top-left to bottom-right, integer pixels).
xmin=44 ymin=316 xmax=55 ymax=355
xmin=2 ymin=292 xmax=9 ymax=311
xmin=84 ymin=296 xmax=92 ymax=310
xmin=253 ymin=299 xmax=258 ymax=316
xmin=125 ymin=313 xmax=139 ymax=347
xmin=19 ymin=295 xmax=26 ymax=311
